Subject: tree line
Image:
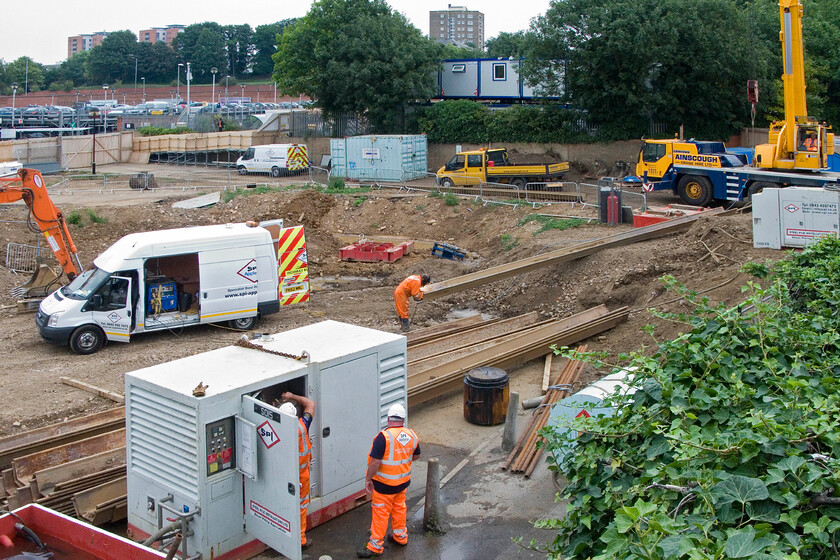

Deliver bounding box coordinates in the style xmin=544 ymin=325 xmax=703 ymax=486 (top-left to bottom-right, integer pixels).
xmin=2 ymin=0 xmax=839 ymax=141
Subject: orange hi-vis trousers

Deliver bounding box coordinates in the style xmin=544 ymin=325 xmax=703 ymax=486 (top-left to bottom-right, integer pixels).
xmin=300 ymin=467 xmax=310 ymax=545
xmin=366 ymin=488 xmax=408 ymax=553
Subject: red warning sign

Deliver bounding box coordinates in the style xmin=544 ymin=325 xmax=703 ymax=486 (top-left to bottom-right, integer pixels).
xmin=256 ymin=421 xmax=280 ymax=449
xmin=576 ymin=409 xmax=591 ymax=419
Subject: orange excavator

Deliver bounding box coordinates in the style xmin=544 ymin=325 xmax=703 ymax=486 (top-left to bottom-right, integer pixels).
xmin=0 ymin=168 xmax=81 ymax=298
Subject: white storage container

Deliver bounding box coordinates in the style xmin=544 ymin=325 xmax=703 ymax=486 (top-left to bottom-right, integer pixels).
xmin=330 ymin=135 xmax=428 ymax=182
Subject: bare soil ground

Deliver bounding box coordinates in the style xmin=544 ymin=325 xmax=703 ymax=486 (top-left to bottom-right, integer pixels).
xmin=0 ymin=165 xmax=780 ymax=435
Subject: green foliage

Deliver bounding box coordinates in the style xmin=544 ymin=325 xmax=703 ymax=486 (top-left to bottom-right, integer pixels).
xmin=327 ymin=176 xmax=345 ymax=190
xmin=222 ymin=185 xmax=280 ymax=202
xmin=500 ymin=233 xmax=519 ymax=251
xmin=172 ymin=23 xmax=229 ymax=82
xmin=137 ymin=126 xmax=194 ymax=136
xmin=353 ymin=196 xmax=367 ymax=207
xmin=86 ymin=210 xmax=108 ymax=224
xmin=485 ymin=31 xmax=530 ymax=58
xmin=252 ymin=20 xmax=298 ymax=75
xmin=66 ymin=211 xmax=82 ymax=226
xmin=518 ymin=215 xmax=588 ymax=234
xmin=418 ymin=100 xmax=593 ymax=144
xmin=274 ymin=0 xmax=440 ymax=133
xmin=5 ymin=57 xmax=45 ymax=92
xmin=539 ymin=235 xmax=840 ymax=559
xmin=428 ymin=191 xmax=444 ymax=199
xmin=444 ymin=193 xmax=459 ymax=206
xmin=86 ymin=31 xmax=139 ymax=84
xmin=527 ymin=0 xmax=779 ymax=139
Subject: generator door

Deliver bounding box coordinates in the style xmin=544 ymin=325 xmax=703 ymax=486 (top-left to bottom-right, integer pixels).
xmin=239 ymin=394 xmax=301 ymax=560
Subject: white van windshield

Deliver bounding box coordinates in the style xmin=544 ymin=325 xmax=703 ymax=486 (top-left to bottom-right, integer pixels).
xmin=242 ymin=148 xmax=255 ymax=161
xmin=63 ymin=267 xmax=112 ymax=300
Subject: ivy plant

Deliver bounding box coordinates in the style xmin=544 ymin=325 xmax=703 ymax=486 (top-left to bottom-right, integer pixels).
xmin=538 ymin=235 xmax=840 ymax=560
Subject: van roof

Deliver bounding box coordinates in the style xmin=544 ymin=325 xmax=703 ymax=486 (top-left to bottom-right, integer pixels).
xmin=95 ymin=223 xmax=272 ymax=272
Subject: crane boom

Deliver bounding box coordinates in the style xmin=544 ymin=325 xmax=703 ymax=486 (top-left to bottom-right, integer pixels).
xmin=754 ymin=0 xmax=835 ymax=170
xmin=0 ymin=168 xmax=80 ymax=280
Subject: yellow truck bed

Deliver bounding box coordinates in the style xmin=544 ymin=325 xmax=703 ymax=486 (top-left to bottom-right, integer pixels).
xmin=485 ymin=162 xmax=570 ymax=178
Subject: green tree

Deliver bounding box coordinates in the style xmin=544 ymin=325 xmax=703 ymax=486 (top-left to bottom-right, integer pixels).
xmin=252 ymin=20 xmax=296 ymax=76
xmin=172 ymin=23 xmax=227 ymax=77
xmin=527 ymin=0 xmax=777 ymax=139
xmin=485 ymin=31 xmax=530 ymax=58
xmin=136 ymin=42 xmax=177 ymax=84
xmin=86 ymin=30 xmax=139 ymax=85
xmin=53 ymin=51 xmax=90 ymax=87
xmin=191 ymin=28 xmax=228 ymax=83
xmin=6 ymin=57 xmax=46 ymax=93
xmin=224 ymin=24 xmax=253 ymax=78
xmin=274 ymin=0 xmax=440 ymax=132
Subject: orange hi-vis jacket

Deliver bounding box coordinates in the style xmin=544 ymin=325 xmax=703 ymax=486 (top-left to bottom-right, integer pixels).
xmin=370 ymin=426 xmax=419 ymax=486
xmin=394 ymin=275 xmax=424 ymax=319
xmin=297 ymin=418 xmax=312 ymax=476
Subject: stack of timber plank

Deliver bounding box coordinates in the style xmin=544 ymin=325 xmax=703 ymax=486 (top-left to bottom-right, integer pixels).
xmin=503 ymin=347 xmax=587 ymax=477
xmin=406 ymin=305 xmax=628 ymax=406
xmin=0 ymin=407 xmax=127 ymax=524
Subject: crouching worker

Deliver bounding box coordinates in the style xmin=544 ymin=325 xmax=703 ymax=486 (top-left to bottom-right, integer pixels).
xmin=393 ymin=274 xmax=430 ymax=332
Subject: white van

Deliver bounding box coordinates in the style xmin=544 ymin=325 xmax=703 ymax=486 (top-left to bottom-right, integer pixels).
xmin=36 ymin=221 xmax=310 ymax=354
xmin=236 ymin=144 xmax=309 ymax=177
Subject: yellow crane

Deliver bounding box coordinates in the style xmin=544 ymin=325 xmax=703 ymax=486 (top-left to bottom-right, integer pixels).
xmin=754 ymin=0 xmax=834 ymax=170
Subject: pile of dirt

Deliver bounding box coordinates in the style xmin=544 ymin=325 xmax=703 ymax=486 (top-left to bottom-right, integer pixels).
xmin=0 ymin=184 xmax=782 ymax=434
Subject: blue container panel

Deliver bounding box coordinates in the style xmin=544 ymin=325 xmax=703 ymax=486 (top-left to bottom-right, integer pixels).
xmin=330 ymin=135 xmax=427 ymax=181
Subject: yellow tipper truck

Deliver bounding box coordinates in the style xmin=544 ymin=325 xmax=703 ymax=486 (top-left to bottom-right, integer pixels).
xmin=436 ymin=147 xmax=569 ymax=188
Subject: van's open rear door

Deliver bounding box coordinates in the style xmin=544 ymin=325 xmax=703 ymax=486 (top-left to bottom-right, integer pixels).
xmin=277 ymin=225 xmax=309 ymax=306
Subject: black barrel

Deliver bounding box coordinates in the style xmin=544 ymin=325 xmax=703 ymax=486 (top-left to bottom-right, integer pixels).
xmin=463 ymin=367 xmax=510 ymax=426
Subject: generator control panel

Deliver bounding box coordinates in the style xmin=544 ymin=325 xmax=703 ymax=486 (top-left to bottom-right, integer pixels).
xmin=147 ymin=278 xmax=178 ymax=313
xmin=205 ymin=417 xmax=236 ymax=476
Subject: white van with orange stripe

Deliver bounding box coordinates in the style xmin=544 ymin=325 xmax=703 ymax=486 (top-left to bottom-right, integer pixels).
xmin=236 ymin=144 xmax=309 ymax=177
xmin=36 ymin=221 xmax=309 ymax=354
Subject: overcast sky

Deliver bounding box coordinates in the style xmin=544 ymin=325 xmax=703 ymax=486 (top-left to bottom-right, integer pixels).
xmin=1 ymin=1 xmax=551 ymax=66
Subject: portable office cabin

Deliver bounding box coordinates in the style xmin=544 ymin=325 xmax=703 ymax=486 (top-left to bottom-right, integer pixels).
xmin=330 ymin=135 xmax=428 ymax=181
xmin=125 ymin=320 xmax=407 ymax=560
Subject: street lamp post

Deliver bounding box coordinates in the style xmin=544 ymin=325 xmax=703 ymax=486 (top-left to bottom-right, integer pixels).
xmin=10 ymin=83 xmax=18 ymax=131
xmin=225 ymin=76 xmax=230 ymax=103
xmin=89 ymin=108 xmax=99 ymax=174
xmin=102 ymin=84 xmax=109 ymax=133
xmin=177 ymin=63 xmax=184 ymax=102
xmin=141 ymin=77 xmax=145 ymax=103
xmin=186 ymin=62 xmax=191 ymax=110
xmin=211 ymin=67 xmax=217 ymax=106
xmin=240 ymin=84 xmax=245 ymax=101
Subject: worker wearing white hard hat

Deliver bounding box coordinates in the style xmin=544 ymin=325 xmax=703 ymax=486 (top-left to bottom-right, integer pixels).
xmin=279 ymin=391 xmax=315 ymax=551
xmin=358 ymin=402 xmax=420 ymax=557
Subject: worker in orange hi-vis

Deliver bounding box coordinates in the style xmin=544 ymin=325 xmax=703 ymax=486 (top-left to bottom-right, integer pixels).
xmin=278 ymin=392 xmax=315 ymax=551
xmin=357 ymin=403 xmax=420 ymax=558
xmin=393 ymin=274 xmax=430 ymax=332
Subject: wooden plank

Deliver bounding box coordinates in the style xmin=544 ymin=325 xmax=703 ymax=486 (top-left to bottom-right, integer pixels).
xmin=423 ymin=207 xmax=724 ymax=300
xmin=408 ymin=313 xmax=541 ymax=362
xmin=59 ymin=377 xmax=125 ymax=404
xmin=72 ymin=476 xmax=127 ymax=524
xmin=12 ymin=429 xmax=125 ymax=484
xmin=0 ymin=407 xmax=125 ymax=470
xmin=542 ymin=353 xmax=553 ymax=394
xmin=405 ymin=315 xmax=484 ymax=345
xmin=408 ymin=307 xmax=627 ymax=406
xmin=35 ymin=447 xmax=125 ymax=495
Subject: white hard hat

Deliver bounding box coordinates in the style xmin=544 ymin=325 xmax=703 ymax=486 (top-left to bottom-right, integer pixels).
xmin=279 ymin=402 xmax=297 ymax=417
xmin=387 ymin=403 xmax=406 ymax=419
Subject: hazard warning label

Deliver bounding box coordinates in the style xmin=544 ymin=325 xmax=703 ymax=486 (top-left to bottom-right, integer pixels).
xmin=256 ymin=421 xmax=280 ymax=449
xmin=250 ymin=500 xmax=291 ymax=534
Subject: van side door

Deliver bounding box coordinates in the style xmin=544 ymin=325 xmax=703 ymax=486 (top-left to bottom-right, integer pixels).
xmin=85 ymin=276 xmax=133 ymax=343
xmin=198 ymin=248 xmax=259 ymax=323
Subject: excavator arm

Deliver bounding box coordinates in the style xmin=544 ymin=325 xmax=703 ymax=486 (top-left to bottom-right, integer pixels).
xmin=0 ymin=168 xmax=81 ymax=281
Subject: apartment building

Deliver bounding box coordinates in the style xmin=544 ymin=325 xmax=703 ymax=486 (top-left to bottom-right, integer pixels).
xmin=429 ymin=5 xmax=485 ymax=50
xmin=137 ymin=25 xmax=185 ymax=45
xmin=67 ymin=32 xmax=108 ymax=59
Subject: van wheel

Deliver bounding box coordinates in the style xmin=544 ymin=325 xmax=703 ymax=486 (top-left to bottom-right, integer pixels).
xmin=677 ymin=175 xmax=713 ymax=206
xmin=70 ymin=325 xmax=105 ymax=355
xmin=228 ymin=316 xmax=258 ymax=330
xmin=512 ymin=178 xmax=527 ymax=190
xmin=440 ymin=177 xmax=454 ymax=189
xmin=270 ymin=167 xmax=281 ymax=178
xmin=237 ymin=166 xmax=247 ymax=175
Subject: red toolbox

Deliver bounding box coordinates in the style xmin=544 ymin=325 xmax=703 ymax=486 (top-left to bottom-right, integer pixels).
xmin=633 ymin=205 xmax=711 ymax=227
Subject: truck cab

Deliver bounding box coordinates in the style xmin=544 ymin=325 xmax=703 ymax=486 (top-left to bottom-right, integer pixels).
xmin=637 ymin=139 xmax=744 ymax=180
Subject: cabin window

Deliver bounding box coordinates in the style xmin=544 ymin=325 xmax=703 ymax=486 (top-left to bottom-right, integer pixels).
xmin=451 ymin=64 xmax=466 ymax=73
xmin=493 ymin=63 xmax=506 ymax=81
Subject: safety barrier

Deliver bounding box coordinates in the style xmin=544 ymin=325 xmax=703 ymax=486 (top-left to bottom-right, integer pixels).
xmin=5 ymin=243 xmax=41 ymax=273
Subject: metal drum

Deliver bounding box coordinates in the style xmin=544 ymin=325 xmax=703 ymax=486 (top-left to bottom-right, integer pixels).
xmin=463 ymin=367 xmax=509 ymax=426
